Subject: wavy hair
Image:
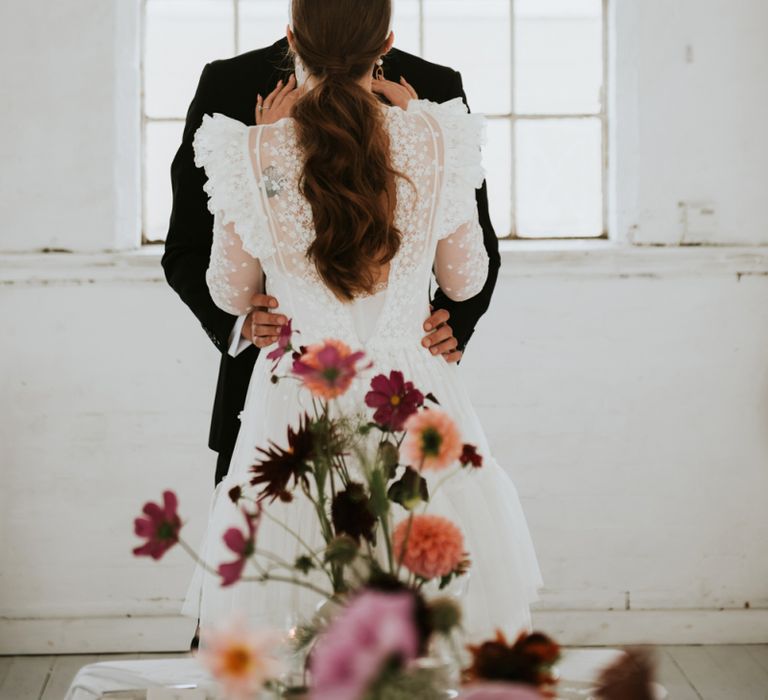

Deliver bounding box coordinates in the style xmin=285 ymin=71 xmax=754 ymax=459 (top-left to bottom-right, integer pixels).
xmin=288 ymin=0 xmax=414 ymax=301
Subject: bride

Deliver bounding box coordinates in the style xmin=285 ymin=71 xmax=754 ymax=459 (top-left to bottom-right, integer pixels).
xmin=182 ymin=0 xmax=543 ymax=646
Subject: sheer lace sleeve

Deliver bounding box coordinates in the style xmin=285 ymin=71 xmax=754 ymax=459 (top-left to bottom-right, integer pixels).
xmin=407 ymin=97 xmax=489 ymax=301
xmin=192 ymin=113 xmax=275 ymax=316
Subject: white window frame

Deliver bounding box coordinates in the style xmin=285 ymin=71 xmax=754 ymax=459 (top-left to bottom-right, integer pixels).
xmin=140 ymin=0 xmax=608 ymax=243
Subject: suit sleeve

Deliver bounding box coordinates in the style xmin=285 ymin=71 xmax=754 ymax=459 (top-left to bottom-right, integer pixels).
xmin=430 ymin=70 xmax=501 ymax=357
xmin=161 ymin=62 xmax=238 ymax=352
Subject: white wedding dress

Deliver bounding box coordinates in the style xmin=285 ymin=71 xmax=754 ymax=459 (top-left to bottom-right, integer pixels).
xmin=180 ymin=96 xmax=544 ymax=645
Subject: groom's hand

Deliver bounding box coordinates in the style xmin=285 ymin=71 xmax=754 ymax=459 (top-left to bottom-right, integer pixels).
xmin=241 ymin=293 xmax=286 ymax=348
xmin=423 ymin=307 xmax=462 ymax=364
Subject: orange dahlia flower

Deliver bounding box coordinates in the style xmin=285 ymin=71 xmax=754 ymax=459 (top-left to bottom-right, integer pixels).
xmin=393 ymin=514 xmax=466 ymax=580
xmin=401 ymin=408 xmax=463 ymax=470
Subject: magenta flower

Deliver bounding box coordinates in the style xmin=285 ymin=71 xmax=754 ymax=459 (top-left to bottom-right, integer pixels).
xmin=364 ymin=371 xmax=424 ymax=431
xmin=309 ymin=590 xmax=419 ymax=700
xmin=265 ymin=318 xmax=296 ymax=371
xmin=133 ymin=490 xmax=182 ymax=560
xmin=292 ymin=339 xmax=370 ymax=400
xmin=218 ymin=505 xmax=262 ymax=587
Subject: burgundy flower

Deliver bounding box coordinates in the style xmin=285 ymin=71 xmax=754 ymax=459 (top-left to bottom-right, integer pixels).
xmin=460 ymin=443 xmax=483 ymax=468
xmin=331 ymin=482 xmax=377 ymax=543
xmin=249 ymin=414 xmax=314 ymax=503
xmin=218 ymin=505 xmax=262 ymax=587
xmin=133 ymin=490 xmax=182 ymax=560
xmin=364 ymin=371 xmax=424 ymax=431
xmin=265 ymin=318 xmax=296 ymax=371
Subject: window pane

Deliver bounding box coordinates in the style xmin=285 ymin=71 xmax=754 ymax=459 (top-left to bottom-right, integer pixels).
xmin=238 ymin=0 xmax=289 ymax=54
xmin=145 ymin=121 xmax=184 ymax=242
xmin=145 ymin=0 xmax=235 ymax=118
xmin=514 ymin=0 xmax=602 ymax=114
xmin=484 ymin=118 xmax=512 ymax=238
xmin=423 ymin=0 xmax=511 ymax=114
xmin=514 ymin=118 xmax=603 ymax=238
xmin=391 ymin=0 xmax=421 ymax=56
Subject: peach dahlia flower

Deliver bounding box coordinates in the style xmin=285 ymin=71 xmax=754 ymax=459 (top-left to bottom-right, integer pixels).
xmin=401 ymin=408 xmax=463 ymax=470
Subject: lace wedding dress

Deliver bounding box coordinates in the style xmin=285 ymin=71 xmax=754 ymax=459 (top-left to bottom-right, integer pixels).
xmin=181 ymin=96 xmax=544 ymax=645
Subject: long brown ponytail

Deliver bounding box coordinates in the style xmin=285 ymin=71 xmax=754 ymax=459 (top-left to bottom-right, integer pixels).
xmin=288 ymin=0 xmax=413 ymax=302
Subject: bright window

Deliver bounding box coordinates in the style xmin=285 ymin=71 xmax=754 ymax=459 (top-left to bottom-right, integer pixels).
xmin=142 ymin=0 xmax=607 ymax=242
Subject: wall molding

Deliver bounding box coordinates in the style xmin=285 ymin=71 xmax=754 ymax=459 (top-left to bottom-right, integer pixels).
xmin=2 ymin=608 xmax=766 ymax=654
xmin=2 ymin=244 xmax=768 ymax=287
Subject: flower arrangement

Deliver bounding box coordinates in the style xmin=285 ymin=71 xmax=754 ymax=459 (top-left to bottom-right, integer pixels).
xmin=133 ymin=321 xmax=601 ymax=699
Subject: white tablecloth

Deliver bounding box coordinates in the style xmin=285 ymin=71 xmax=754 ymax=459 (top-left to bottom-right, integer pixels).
xmin=64 ymin=658 xmax=219 ymax=700
xmin=64 ymin=649 xmax=667 ymax=700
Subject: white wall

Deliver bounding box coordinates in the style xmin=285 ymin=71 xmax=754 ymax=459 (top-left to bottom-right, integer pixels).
xmin=0 ymin=0 xmax=140 ymax=252
xmin=1 ymin=0 xmax=767 ymax=652
xmin=610 ymin=0 xmax=768 ymax=245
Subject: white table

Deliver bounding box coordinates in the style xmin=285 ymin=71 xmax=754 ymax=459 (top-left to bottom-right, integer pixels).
xmin=64 ymin=649 xmax=667 ymax=700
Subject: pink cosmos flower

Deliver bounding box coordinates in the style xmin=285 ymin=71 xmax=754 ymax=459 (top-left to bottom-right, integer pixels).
xmin=393 ymin=514 xmax=466 ymax=580
xmin=218 ymin=504 xmax=262 ymax=587
xmin=309 ymin=590 xmax=419 ymax=700
xmin=401 ymin=408 xmax=463 ymax=471
xmin=459 ymin=684 xmax=545 ymax=700
xmin=292 ymin=339 xmax=369 ymax=400
xmin=364 ymin=370 xmax=424 ymax=431
xmin=198 ymin=611 xmax=285 ymax=700
xmin=132 ymin=490 xmax=181 ymax=560
xmin=266 ymin=318 xmax=296 ymax=371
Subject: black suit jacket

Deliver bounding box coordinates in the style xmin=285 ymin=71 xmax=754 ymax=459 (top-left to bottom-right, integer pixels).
xmin=161 ymin=37 xmax=501 ymax=460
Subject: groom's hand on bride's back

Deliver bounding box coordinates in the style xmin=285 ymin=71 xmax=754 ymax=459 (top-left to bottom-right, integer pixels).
xmin=423 ymin=308 xmax=462 ymax=364
xmin=242 ymin=294 xmax=460 ymax=363
xmin=241 ymin=293 xmax=287 ymax=349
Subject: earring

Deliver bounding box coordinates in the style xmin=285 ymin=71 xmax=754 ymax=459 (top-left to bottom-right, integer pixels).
xmin=375 ymin=56 xmax=384 ymax=80
xmin=295 ymin=56 xmax=308 ymax=87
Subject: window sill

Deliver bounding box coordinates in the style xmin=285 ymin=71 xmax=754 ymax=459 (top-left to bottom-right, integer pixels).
xmin=498 ymin=239 xmax=768 ymax=278
xmin=2 ymin=242 xmax=768 ymax=285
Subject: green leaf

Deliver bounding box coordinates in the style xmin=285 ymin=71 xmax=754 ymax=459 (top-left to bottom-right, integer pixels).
xmin=368 ymin=466 xmax=390 ymax=518
xmin=378 ymin=441 xmax=400 ymax=479
xmin=387 ymin=467 xmax=429 ymax=510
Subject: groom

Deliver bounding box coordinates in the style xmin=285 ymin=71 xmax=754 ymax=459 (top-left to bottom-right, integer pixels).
xmin=162 ymin=36 xmax=500 ymax=490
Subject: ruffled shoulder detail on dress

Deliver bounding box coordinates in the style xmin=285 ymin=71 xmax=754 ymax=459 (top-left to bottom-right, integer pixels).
xmin=192 ymin=112 xmax=275 ymax=259
xmin=406 ymin=97 xmax=487 ymax=240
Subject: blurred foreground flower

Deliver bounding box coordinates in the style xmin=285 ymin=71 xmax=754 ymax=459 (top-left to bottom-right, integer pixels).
xmin=401 ymin=408 xmax=463 ymax=470
xmin=459 ymin=683 xmax=544 ymax=700
xmin=594 ymin=646 xmax=656 ymax=700
xmin=309 ymin=589 xmax=419 ymax=700
xmin=292 ymin=339 xmax=369 ymax=399
xmin=465 ymin=630 xmax=560 ymax=697
xmin=198 ymin=613 xmax=285 ymax=700
xmin=132 ymin=490 xmax=181 ymax=560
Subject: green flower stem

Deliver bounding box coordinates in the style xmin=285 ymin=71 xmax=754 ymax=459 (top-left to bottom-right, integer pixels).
xmin=395 ymin=512 xmax=414 ymax=578
xmin=380 ymin=513 xmax=395 ymax=573
xmin=177 ymin=537 xmax=220 ymax=576
xmin=421 ymin=465 xmax=464 ymax=514
xmin=240 ymin=572 xmax=334 ymax=599
xmin=260 ymin=507 xmax=330 ymax=578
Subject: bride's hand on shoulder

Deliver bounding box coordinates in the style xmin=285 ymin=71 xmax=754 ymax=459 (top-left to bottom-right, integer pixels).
xmin=256 ymin=74 xmax=304 ymax=125
xmin=371 ymin=75 xmax=418 ymax=110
